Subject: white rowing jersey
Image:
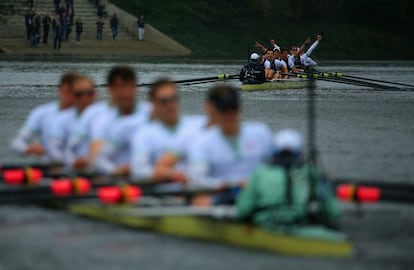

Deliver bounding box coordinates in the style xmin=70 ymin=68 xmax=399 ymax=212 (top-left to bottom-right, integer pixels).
xmin=10 ymin=101 xmax=65 ymax=161
xmin=274 ymin=59 xmax=287 ymax=70
xmin=93 ymin=101 xmax=153 ymax=174
xmin=130 ymin=115 xmax=207 ymax=180
xmin=61 ymin=100 xmax=116 ymax=167
xmin=48 ymin=107 xmax=80 ymax=164
xmin=187 ymin=122 xmax=272 ymax=188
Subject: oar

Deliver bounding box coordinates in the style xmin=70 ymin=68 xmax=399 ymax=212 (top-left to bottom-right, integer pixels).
xmin=1 ymin=75 xmax=239 ymax=88
xmin=327 ymin=72 xmax=414 ymax=88
xmin=289 ymin=72 xmax=401 ymax=90
xmin=136 ymin=74 xmax=239 ymax=87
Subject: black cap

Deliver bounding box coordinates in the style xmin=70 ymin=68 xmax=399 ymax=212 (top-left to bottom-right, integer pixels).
xmin=207 ymin=84 xmax=240 ymax=112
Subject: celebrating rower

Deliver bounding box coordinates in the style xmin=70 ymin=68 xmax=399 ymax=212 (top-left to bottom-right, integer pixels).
xmin=10 ymin=72 xmax=78 ymax=162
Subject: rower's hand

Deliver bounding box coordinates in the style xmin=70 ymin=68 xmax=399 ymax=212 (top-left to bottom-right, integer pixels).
xmin=317 ymin=35 xmax=322 ymax=41
xmin=168 ymin=171 xmax=187 ymax=184
xmin=72 ymin=158 xmax=89 ymax=169
xmin=25 ymin=143 xmax=45 ymax=156
xmin=305 ymin=37 xmax=311 ymax=44
xmin=112 ymin=165 xmax=130 ymax=176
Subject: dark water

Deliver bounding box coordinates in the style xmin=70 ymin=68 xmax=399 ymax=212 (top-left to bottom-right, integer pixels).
xmin=0 ymin=59 xmax=413 ymax=269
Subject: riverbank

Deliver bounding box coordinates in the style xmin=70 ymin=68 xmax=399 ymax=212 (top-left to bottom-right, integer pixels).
xmin=0 ymin=0 xmax=191 ymax=56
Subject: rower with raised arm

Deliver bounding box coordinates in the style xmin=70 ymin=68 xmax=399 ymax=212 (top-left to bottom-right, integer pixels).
xmin=288 ymin=37 xmax=311 ymax=73
xmin=237 ymin=129 xmax=340 ymax=229
xmin=188 ymin=84 xmax=272 ymax=204
xmin=255 ymin=38 xmax=280 ymax=53
xmin=10 ymin=72 xmax=77 ymax=162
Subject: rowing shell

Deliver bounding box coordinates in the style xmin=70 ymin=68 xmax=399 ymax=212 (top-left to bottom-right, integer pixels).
xmin=241 ymin=78 xmax=309 ymax=91
xmin=67 ymin=203 xmax=352 ymax=257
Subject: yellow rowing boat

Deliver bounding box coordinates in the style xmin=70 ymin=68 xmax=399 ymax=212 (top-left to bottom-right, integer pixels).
xmin=67 ymin=203 xmax=352 ymax=257
xmin=241 ymin=78 xmax=309 ymax=91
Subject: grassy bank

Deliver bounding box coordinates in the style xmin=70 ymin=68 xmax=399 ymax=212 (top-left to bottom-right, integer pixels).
xmin=111 ymin=0 xmax=411 ymax=59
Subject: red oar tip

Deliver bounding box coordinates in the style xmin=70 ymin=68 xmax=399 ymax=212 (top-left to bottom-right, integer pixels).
xmin=356 ymin=186 xmax=381 ymax=202
xmin=3 ymin=169 xmax=25 ymax=185
xmin=51 ymin=179 xmax=73 ymax=197
xmin=97 ymin=186 xmax=123 ymax=204
xmin=337 ymin=184 xmax=381 ymax=203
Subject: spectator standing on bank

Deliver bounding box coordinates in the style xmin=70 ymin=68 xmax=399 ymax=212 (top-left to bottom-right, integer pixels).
xmin=96 ymin=17 xmax=104 ymax=40
xmin=137 ymin=15 xmax=145 ymax=41
xmin=42 ymin=13 xmax=51 ymax=44
xmin=34 ymin=14 xmax=42 ymax=44
xmin=53 ymin=14 xmax=62 ymax=49
xmin=75 ymin=17 xmax=83 ymax=44
xmin=110 ymin=13 xmax=118 ymax=40
xmin=61 ymin=12 xmax=68 ymax=42
xmin=24 ymin=11 xmax=34 ymax=40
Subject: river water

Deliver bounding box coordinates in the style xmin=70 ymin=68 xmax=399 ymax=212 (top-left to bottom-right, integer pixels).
xmin=0 ymin=58 xmax=413 ymax=269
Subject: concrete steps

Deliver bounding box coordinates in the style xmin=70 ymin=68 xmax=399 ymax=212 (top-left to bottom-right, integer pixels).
xmin=0 ymin=0 xmax=191 ymax=56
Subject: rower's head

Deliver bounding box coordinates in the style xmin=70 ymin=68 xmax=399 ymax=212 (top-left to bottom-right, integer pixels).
xmin=280 ymin=48 xmax=289 ymax=60
xmin=149 ymin=78 xmax=179 ymax=126
xmin=273 ymin=48 xmax=281 ymax=58
xmin=265 ymin=49 xmax=274 ymax=61
xmin=207 ymin=84 xmax=240 ymax=137
xmin=290 ymin=45 xmax=298 ymax=56
xmin=107 ymin=66 xmax=137 ymax=115
xmin=71 ymin=75 xmax=96 ymax=113
xmin=272 ymin=129 xmax=303 ymax=166
xmin=249 ymin=53 xmax=260 ymax=64
xmin=58 ymin=72 xmax=80 ymax=109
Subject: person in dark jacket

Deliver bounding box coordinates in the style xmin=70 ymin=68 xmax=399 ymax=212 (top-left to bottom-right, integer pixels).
xmin=42 ymin=13 xmax=51 ymax=44
xmin=75 ymin=17 xmax=83 ymax=44
xmin=110 ymin=13 xmax=118 ymax=40
xmin=239 ymin=53 xmax=266 ymax=84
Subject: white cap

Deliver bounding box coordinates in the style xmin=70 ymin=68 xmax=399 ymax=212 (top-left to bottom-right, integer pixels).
xmin=273 ymin=129 xmax=303 ymax=153
xmin=250 ymin=53 xmax=260 ymax=60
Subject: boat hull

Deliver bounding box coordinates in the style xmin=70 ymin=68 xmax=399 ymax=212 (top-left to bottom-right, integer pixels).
xmin=68 ymin=204 xmax=352 ymax=257
xmin=241 ymin=79 xmax=309 ymax=91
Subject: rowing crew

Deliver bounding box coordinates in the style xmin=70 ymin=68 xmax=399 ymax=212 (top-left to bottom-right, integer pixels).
xmin=10 ymin=66 xmax=339 ymax=227
xmin=240 ymin=35 xmax=322 ymax=84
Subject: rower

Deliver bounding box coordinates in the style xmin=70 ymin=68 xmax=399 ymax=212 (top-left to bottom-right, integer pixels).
xmin=236 ymin=129 xmax=340 ymax=228
xmin=239 ymin=53 xmax=266 ymax=84
xmin=187 ymin=84 xmax=272 ymax=204
xmin=301 ymin=35 xmax=322 ymax=69
xmin=49 ymin=75 xmax=96 ymax=170
xmin=272 ymin=48 xmax=288 ymax=79
xmin=10 ymin=72 xmax=78 ymax=162
xmin=263 ymin=49 xmax=276 ymax=80
xmin=288 ymin=37 xmax=311 ymax=73
xmin=255 ymin=38 xmax=280 ymax=53
xmin=130 ymin=78 xmax=206 ymax=183
xmin=93 ymin=66 xmax=153 ymax=176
